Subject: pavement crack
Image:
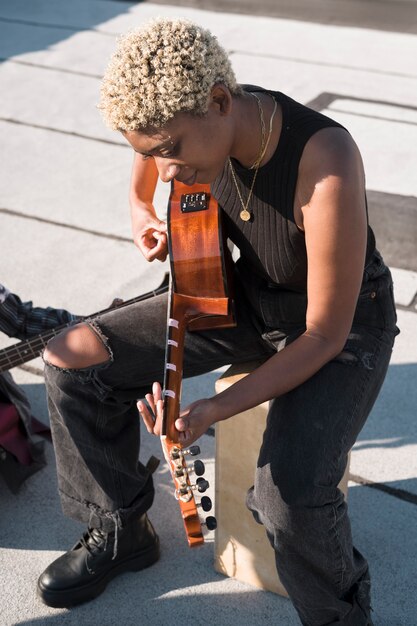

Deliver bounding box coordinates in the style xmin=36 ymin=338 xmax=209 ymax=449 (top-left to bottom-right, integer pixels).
xmin=349 ymin=473 xmax=417 ymax=505
xmin=0 ymin=15 xmax=119 ymax=37
xmin=0 ymin=117 xmax=127 ymax=147
xmin=229 ymin=49 xmax=417 ymax=80
xmin=18 ymin=364 xmax=44 ymax=378
xmin=0 ymin=57 xmax=102 ymax=79
xmin=0 ymin=207 xmax=132 ymax=243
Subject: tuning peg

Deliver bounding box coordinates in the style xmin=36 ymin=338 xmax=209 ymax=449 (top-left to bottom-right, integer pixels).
xmin=170 ymin=445 xmax=200 ymax=461
xmin=198 ymin=496 xmax=212 ymax=512
xmin=180 ymin=460 xmax=205 ymax=478
xmin=183 ymin=445 xmax=201 ymax=456
xmin=203 ymin=516 xmax=217 ymax=531
xmin=195 ymin=477 xmax=209 ymax=493
xmin=192 ymin=460 xmax=205 ymax=476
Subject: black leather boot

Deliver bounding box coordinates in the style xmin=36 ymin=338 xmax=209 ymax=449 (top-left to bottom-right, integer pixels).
xmin=37 ymin=513 xmax=160 ymax=608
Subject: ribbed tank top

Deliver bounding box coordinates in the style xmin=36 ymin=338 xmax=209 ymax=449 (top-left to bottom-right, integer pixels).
xmin=212 ymin=87 xmax=376 ymax=292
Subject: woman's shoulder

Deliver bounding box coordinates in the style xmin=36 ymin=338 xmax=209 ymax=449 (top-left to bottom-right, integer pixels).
xmin=302 ymin=126 xmax=361 ymax=175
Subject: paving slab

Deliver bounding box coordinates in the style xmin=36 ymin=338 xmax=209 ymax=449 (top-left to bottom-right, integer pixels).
xmin=0 ymin=0 xmax=134 ymax=32
xmin=0 ymin=61 xmax=116 ymax=142
xmin=0 ymin=24 xmax=116 ymax=77
xmin=347 ymin=483 xmax=417 ymax=626
xmin=391 ymin=268 xmax=417 ymax=306
xmin=0 ymin=122 xmax=170 ymax=237
xmin=0 ymin=212 xmax=169 ymax=317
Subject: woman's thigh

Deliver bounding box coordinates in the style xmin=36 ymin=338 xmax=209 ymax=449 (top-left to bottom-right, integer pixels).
xmin=89 ymin=286 xmax=274 ymax=398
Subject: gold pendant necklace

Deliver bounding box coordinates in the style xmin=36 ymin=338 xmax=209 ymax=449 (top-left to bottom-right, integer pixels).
xmin=229 ymin=159 xmax=260 ymax=222
xmin=229 ymin=93 xmax=278 ymax=222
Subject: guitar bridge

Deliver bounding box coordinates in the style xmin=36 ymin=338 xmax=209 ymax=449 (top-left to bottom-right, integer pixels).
xmin=181 ymin=192 xmax=209 ymax=213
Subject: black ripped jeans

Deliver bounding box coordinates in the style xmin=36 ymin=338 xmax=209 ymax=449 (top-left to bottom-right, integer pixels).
xmin=44 ymin=251 xmax=398 ymax=626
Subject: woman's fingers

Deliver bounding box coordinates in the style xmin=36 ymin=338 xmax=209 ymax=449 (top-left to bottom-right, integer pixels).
xmin=152 ymin=381 xmax=163 ymax=402
xmin=137 ymin=399 xmax=156 ymax=434
xmin=138 ymin=382 xmax=164 ymax=436
xmin=145 ymin=231 xmax=167 ymax=262
xmin=139 ymin=385 xmax=214 ymax=445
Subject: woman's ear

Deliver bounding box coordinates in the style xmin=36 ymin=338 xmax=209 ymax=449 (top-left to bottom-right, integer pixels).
xmin=209 ymin=84 xmax=233 ymax=116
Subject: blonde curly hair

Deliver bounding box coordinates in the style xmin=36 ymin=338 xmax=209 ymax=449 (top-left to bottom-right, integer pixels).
xmin=99 ymin=17 xmax=242 ymax=131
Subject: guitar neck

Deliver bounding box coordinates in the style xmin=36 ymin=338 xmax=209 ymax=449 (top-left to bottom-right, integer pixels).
xmin=0 ymin=275 xmax=169 ymax=373
xmin=160 ymin=284 xmax=205 ymax=548
xmin=0 ymin=324 xmax=68 ymax=373
xmin=162 ymin=288 xmax=188 ymax=442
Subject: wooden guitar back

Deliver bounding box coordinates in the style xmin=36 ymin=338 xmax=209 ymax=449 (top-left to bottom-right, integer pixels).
xmin=168 ymin=181 xmax=235 ymax=330
xmin=161 ymin=180 xmax=236 ymax=547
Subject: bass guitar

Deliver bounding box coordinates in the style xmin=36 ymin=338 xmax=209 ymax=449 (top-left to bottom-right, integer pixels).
xmin=0 ymin=275 xmax=169 ymax=373
xmin=161 ymin=181 xmax=236 ymax=547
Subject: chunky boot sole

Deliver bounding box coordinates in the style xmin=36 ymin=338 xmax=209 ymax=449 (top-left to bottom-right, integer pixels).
xmin=37 ymin=537 xmax=160 ymax=608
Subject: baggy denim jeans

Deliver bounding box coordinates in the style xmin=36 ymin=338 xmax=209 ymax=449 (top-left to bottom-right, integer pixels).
xmin=44 ymin=250 xmax=398 ymax=626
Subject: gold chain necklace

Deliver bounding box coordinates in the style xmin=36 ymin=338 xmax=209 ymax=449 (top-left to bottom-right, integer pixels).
xmin=249 ymin=93 xmax=267 ymax=170
xmin=229 ymin=93 xmax=278 ymax=222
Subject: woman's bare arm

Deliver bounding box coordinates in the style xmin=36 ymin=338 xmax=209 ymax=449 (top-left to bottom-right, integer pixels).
xmin=129 ymin=154 xmax=168 ymax=262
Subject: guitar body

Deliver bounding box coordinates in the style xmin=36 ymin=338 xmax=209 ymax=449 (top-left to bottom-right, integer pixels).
xmin=161 ymin=180 xmax=236 ymax=547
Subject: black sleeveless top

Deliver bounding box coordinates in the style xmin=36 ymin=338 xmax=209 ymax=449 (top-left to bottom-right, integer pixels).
xmin=212 ymin=87 xmax=376 ymax=293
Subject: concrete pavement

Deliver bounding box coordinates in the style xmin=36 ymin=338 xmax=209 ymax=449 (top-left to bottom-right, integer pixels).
xmin=0 ymin=1 xmax=416 ymax=624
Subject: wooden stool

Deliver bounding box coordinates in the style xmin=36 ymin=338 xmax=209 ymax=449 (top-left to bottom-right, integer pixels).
xmin=214 ymin=362 xmax=350 ymax=596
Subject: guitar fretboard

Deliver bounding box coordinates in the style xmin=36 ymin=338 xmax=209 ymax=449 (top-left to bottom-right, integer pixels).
xmin=0 ymin=326 xmax=66 ymax=372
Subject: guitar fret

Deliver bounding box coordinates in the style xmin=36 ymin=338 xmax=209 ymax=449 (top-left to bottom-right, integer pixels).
xmin=168 ymin=339 xmax=178 ymax=347
xmin=2 ymin=351 xmax=14 ymax=368
xmin=164 ymin=389 xmax=176 ymax=399
xmin=168 ymin=318 xmax=179 ymax=328
xmin=166 ymin=363 xmax=177 ymax=371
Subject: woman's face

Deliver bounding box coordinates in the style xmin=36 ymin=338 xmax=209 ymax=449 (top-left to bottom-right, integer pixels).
xmin=123 ymin=90 xmax=235 ymax=185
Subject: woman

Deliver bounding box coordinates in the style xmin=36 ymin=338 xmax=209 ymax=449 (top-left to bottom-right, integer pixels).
xmin=38 ymin=18 xmax=398 ymax=625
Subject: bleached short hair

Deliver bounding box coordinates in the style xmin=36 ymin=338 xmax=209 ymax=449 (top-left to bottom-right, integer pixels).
xmin=99 ymin=17 xmax=242 ymax=131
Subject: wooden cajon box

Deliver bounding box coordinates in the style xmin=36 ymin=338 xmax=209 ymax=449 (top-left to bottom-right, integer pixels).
xmin=214 ymin=362 xmax=350 ymax=596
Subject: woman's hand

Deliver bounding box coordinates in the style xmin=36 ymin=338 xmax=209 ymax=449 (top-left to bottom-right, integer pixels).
xmin=137 ymin=382 xmax=220 ymax=445
xmin=132 ymin=209 xmax=168 ymax=262
xmin=138 ymin=382 xmax=164 ymax=435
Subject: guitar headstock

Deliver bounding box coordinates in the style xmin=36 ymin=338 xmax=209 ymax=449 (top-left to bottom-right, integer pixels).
xmin=161 ymin=437 xmax=216 ymax=547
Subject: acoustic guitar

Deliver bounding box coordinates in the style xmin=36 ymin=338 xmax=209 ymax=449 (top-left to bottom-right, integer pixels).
xmin=0 ymin=275 xmax=169 ymax=373
xmin=161 ymin=180 xmax=236 ymax=547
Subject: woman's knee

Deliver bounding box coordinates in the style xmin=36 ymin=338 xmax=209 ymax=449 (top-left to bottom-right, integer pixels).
xmin=43 ymin=322 xmax=111 ymax=370
xmin=253 ymin=460 xmax=338 ymax=515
